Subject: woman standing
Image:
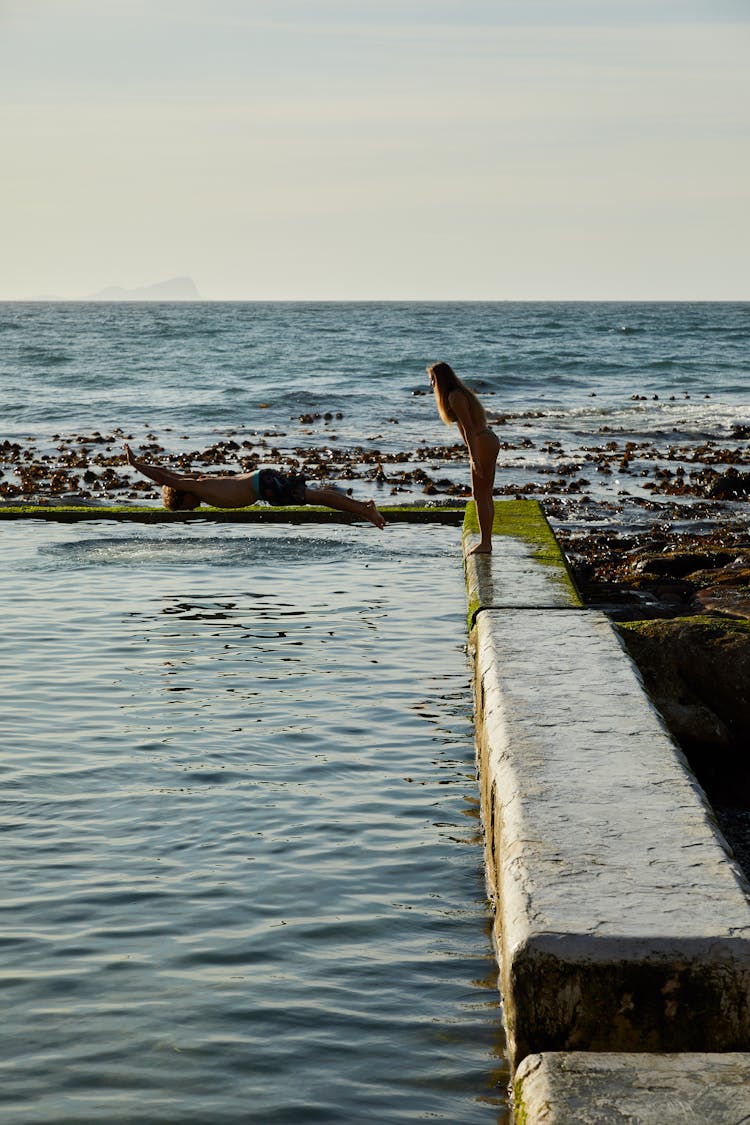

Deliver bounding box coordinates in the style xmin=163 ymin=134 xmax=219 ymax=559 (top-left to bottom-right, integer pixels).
xmin=427 ymin=362 xmax=500 ymax=555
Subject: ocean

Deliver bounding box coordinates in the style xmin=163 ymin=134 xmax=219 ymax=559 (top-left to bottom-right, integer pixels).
xmin=1 ymin=301 xmax=749 ymax=1122
xmin=1 ymin=300 xmax=749 ymax=530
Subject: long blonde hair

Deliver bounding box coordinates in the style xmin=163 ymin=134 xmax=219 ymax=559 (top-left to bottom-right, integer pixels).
xmin=427 ymin=362 xmax=486 ymax=428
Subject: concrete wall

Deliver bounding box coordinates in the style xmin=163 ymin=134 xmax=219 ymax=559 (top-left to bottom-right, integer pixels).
xmin=464 ymin=501 xmax=750 ymax=1121
xmin=514 ymin=1052 xmax=750 ymax=1124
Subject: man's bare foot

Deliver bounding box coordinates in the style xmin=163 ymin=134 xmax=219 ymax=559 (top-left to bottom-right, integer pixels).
xmin=467 ymin=542 xmax=492 ymax=556
xmin=364 ymin=499 xmax=387 ymax=529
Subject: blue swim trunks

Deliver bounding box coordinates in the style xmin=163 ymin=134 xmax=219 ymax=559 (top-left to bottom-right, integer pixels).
xmin=253 ymin=468 xmax=307 ymax=506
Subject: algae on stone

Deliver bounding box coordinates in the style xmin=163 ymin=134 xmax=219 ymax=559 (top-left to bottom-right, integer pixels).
xmin=463 ymin=500 xmax=582 ymax=627
xmin=0 ymin=504 xmax=464 ymax=525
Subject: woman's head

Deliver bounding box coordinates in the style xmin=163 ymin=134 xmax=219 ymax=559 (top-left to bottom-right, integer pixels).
xmin=427 ymin=361 xmax=461 ymax=424
xmin=162 ymin=485 xmax=201 ymax=511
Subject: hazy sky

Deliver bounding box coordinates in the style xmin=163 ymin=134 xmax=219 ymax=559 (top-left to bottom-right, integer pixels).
xmin=1 ymin=0 xmax=748 ymax=300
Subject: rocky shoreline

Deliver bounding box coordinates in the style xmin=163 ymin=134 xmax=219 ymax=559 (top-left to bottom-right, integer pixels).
xmin=2 ymin=411 xmax=749 ymax=508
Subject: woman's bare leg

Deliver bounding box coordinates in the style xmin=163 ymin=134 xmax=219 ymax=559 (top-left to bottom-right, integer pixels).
xmin=468 ymin=450 xmax=498 ymax=555
xmin=305 ymin=486 xmax=386 ymax=529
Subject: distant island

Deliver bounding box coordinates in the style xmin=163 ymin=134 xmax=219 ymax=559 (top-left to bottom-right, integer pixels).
xmin=84 ymin=276 xmax=201 ymax=301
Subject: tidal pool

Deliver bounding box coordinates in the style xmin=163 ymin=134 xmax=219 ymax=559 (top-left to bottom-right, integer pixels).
xmin=0 ymin=520 xmax=509 ymax=1123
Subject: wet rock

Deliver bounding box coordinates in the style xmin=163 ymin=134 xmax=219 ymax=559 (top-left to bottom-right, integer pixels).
xmin=690 ymin=557 xmax=750 ymax=618
xmin=665 ymin=554 xmax=750 ymax=619
xmin=706 ymin=469 xmax=750 ymax=499
xmin=630 ymin=551 xmax=736 ymax=579
xmin=695 ymin=587 xmax=750 ymax=619
xmin=690 ymin=553 xmax=750 ymax=584
xmin=618 ymin=616 xmax=750 ymax=801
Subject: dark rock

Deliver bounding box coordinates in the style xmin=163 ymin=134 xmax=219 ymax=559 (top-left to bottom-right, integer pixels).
xmin=707 ymin=469 xmax=750 ymax=499
xmin=618 ymin=616 xmax=750 ymax=802
xmin=630 ymin=551 xmax=736 ymax=579
xmin=688 ymin=555 xmax=750 ymax=619
xmin=694 ymin=585 xmax=750 ymax=621
xmin=690 ymin=553 xmax=750 ymax=585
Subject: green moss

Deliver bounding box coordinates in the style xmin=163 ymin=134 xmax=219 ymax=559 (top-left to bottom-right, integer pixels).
xmin=0 ymin=504 xmax=141 ymax=514
xmin=512 ymin=1086 xmax=527 ymax=1125
xmin=0 ymin=503 xmax=465 ymax=524
xmin=618 ymin=614 xmax=750 ymax=640
xmin=463 ymin=500 xmax=582 ymax=627
xmin=466 ymin=591 xmax=481 ymax=631
xmin=463 ymin=499 xmax=568 ymax=564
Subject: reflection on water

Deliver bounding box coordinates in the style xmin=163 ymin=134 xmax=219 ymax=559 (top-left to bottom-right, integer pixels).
xmin=0 ymin=522 xmax=508 ymax=1123
xmin=36 ymin=531 xmax=441 ymax=570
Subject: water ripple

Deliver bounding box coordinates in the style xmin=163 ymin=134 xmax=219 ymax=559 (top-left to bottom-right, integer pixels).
xmin=0 ymin=521 xmax=507 ymax=1123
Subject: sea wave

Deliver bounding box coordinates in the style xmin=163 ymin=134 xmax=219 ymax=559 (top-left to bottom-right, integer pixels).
xmin=17 ymin=345 xmax=72 ymax=366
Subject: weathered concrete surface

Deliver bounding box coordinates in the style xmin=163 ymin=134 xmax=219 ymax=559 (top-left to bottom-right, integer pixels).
xmin=465 ymin=502 xmax=750 ymax=1070
xmin=475 ymin=607 xmax=750 ymax=1065
xmin=514 ymin=1052 xmax=750 ymax=1124
xmin=463 ymin=500 xmax=581 ymax=625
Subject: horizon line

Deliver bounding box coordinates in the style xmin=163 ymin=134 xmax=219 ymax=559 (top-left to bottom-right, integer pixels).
xmin=2 ymin=295 xmax=749 ymax=304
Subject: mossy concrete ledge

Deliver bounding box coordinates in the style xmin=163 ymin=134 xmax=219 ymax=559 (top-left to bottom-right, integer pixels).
xmin=513 ymin=1052 xmax=750 ymax=1124
xmin=0 ymin=503 xmax=465 ymax=525
xmin=463 ymin=500 xmax=581 ymax=628
xmin=464 ymin=502 xmax=750 ymax=1076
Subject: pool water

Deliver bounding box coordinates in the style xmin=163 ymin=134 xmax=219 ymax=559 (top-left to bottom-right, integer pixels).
xmin=0 ymin=520 xmax=509 ymax=1123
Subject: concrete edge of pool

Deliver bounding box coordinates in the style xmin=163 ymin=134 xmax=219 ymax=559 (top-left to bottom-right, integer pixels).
xmin=512 ymin=1052 xmax=750 ymax=1124
xmin=0 ymin=503 xmax=465 ymax=524
xmin=463 ymin=500 xmax=750 ymax=1125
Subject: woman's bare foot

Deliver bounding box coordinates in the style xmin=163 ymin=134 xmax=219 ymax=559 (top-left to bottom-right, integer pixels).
xmin=467 ymin=542 xmax=492 ymax=556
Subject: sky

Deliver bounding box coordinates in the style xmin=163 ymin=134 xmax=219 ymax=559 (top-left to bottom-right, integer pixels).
xmin=1 ymin=0 xmax=748 ymax=300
